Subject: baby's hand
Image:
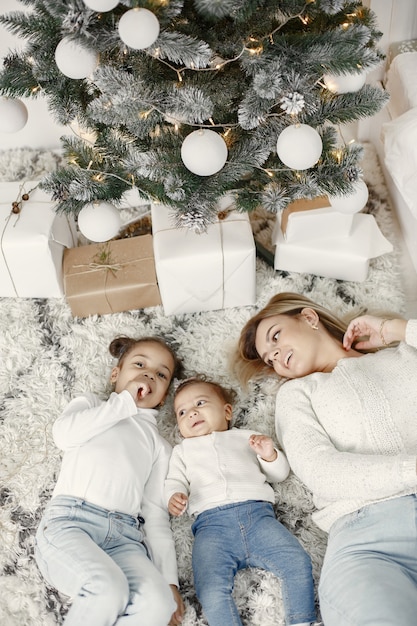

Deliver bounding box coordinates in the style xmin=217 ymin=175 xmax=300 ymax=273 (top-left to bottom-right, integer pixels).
xmin=249 ymin=434 xmax=277 ymax=462
xmin=168 ymin=492 xmax=188 ymax=516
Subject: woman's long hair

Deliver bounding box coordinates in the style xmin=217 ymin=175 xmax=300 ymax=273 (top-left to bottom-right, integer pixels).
xmin=232 ymin=292 xmax=352 ymax=387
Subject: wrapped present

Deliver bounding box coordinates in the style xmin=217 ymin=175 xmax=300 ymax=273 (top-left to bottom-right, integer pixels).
xmin=151 ymin=203 xmax=256 ymax=315
xmin=275 ymin=196 xmax=354 ymax=243
xmin=276 ymin=208 xmax=354 ymax=244
xmin=273 ymin=213 xmax=393 ymax=282
xmin=0 ymin=181 xmax=76 ymax=297
xmin=63 ymin=235 xmax=161 ymax=317
xmin=280 ymin=196 xmax=331 ymax=236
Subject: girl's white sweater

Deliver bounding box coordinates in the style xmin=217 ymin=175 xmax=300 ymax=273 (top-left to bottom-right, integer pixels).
xmin=52 ymin=389 xmax=178 ymax=585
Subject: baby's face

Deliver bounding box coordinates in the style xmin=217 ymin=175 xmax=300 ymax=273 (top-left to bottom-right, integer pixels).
xmin=174 ymin=382 xmax=232 ymax=438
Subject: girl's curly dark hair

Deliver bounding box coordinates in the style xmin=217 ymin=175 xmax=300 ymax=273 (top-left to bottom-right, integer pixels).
xmin=109 ymin=335 xmax=184 ymax=380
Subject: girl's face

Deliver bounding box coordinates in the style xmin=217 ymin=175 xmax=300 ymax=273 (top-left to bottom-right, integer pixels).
xmin=254 ymin=309 xmax=322 ymax=379
xmin=174 ymin=382 xmax=232 ymax=438
xmin=110 ymin=341 xmax=174 ymax=409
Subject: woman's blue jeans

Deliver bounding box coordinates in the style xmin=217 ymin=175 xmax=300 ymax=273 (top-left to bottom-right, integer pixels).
xmin=191 ymin=500 xmax=316 ymax=626
xmin=319 ymin=495 xmax=417 ymax=626
xmin=34 ymin=496 xmax=176 ymax=626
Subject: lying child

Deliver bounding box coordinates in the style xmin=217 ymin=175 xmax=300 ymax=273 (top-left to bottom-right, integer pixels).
xmin=165 ymin=375 xmax=317 ymax=626
xmin=35 ymin=335 xmax=185 ymax=626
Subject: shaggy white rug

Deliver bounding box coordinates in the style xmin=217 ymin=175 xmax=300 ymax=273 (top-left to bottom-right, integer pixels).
xmin=0 ymin=144 xmax=406 ymax=626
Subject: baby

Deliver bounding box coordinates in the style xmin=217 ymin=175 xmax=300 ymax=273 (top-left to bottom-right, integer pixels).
xmin=165 ymin=376 xmax=316 ymax=626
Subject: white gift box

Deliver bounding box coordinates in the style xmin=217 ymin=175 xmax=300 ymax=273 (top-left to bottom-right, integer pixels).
xmin=273 ymin=207 xmax=354 ymax=243
xmin=151 ymin=204 xmax=256 ymax=315
xmin=0 ymin=181 xmax=76 ymax=297
xmin=273 ymin=213 xmax=393 ymax=282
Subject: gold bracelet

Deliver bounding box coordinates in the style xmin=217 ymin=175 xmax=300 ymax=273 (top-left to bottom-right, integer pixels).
xmin=379 ymin=319 xmax=389 ymax=347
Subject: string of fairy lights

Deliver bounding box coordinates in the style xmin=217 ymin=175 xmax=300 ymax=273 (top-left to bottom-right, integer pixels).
xmin=0 ymin=0 xmax=372 ymax=241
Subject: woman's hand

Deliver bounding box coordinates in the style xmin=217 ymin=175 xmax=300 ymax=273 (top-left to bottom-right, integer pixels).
xmin=168 ymin=492 xmax=188 ymax=516
xmin=343 ymin=315 xmax=407 ymax=351
xmin=249 ymin=434 xmax=277 ymax=462
xmin=169 ymin=585 xmax=185 ymax=625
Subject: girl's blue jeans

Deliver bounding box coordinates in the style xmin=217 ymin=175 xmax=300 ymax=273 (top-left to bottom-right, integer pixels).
xmin=319 ymin=494 xmax=417 ymax=626
xmin=34 ymin=495 xmax=176 ymax=626
xmin=191 ymin=500 xmax=316 ymax=626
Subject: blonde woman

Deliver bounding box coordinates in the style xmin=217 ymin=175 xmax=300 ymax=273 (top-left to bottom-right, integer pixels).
xmin=234 ymin=292 xmax=417 ymax=626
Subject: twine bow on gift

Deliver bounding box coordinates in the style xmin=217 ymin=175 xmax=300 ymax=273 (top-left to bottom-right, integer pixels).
xmin=71 ymin=245 xmax=124 ymax=312
xmin=216 ymin=205 xmax=235 ymax=222
xmin=73 ymin=244 xmax=123 ymax=277
xmin=73 ymin=260 xmax=123 ymax=277
xmin=10 ymin=183 xmax=38 ymax=214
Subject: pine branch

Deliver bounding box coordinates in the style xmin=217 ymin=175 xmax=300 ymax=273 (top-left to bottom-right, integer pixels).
xmin=151 ymin=31 xmax=212 ymax=69
xmin=318 ymin=85 xmax=389 ymax=125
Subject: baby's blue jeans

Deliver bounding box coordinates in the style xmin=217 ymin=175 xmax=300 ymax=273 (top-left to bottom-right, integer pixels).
xmin=34 ymin=495 xmax=176 ymax=626
xmin=319 ymin=494 xmax=417 ymax=626
xmin=191 ymin=500 xmax=316 ymax=626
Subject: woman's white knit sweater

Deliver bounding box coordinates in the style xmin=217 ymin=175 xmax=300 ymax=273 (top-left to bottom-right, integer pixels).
xmin=275 ymin=319 xmax=417 ymax=533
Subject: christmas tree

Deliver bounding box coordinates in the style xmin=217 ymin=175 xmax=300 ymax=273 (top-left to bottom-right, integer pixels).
xmin=0 ymin=0 xmax=388 ymax=232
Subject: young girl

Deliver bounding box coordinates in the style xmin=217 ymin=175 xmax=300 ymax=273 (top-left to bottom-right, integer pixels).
xmin=34 ymin=335 xmax=185 ymax=626
xmin=165 ymin=376 xmax=317 ymax=626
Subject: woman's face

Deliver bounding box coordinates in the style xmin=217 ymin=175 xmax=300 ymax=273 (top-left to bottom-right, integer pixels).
xmin=254 ymin=310 xmax=322 ymax=379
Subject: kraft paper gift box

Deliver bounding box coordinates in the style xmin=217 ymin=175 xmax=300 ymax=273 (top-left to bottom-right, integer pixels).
xmin=151 ymin=204 xmax=256 ymax=315
xmin=63 ymin=235 xmax=161 ymax=317
xmin=273 ymin=213 xmax=393 ymax=282
xmin=0 ymin=181 xmax=76 ymax=297
xmin=276 ymin=196 xmax=354 ymax=243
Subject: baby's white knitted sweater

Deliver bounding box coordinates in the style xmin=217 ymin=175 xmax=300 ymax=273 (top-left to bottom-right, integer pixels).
xmin=165 ymin=428 xmax=290 ymax=516
xmin=275 ymin=319 xmax=417 ymax=532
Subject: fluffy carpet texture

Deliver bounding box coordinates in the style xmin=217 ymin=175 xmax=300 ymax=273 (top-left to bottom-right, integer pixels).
xmin=0 ymin=144 xmax=406 ymax=625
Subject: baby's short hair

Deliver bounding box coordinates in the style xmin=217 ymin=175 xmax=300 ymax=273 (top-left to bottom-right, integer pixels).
xmin=174 ymin=374 xmax=237 ymax=406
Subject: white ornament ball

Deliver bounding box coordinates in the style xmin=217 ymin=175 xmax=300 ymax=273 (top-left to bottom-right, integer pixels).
xmin=83 ymin=0 xmax=119 ymax=10
xmin=329 ymin=179 xmax=369 ymax=214
xmin=78 ymin=201 xmax=122 ymax=242
xmin=55 ymin=36 xmax=99 ymax=79
xmin=118 ymin=8 xmax=160 ymax=50
xmin=0 ymin=97 xmax=28 ymax=133
xmin=181 ymin=129 xmax=228 ymax=176
xmin=217 ymin=193 xmax=236 ymax=212
xmin=323 ymin=71 xmax=367 ymax=94
xmin=276 ymin=124 xmax=323 ymax=170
